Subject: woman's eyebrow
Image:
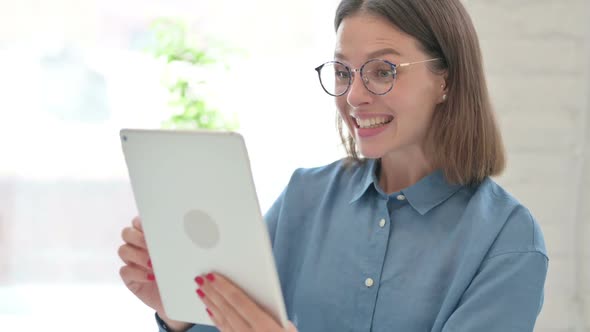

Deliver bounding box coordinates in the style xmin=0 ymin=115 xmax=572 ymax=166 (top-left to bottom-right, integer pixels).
xmin=334 ymin=47 xmax=402 ymax=61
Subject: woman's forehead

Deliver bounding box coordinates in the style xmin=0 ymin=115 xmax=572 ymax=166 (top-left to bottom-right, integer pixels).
xmin=335 ymin=14 xmax=418 ymax=59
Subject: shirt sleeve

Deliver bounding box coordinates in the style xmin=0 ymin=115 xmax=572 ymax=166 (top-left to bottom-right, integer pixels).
xmin=264 ymin=168 xmax=304 ymax=248
xmin=263 ymin=186 xmax=286 ymax=248
xmin=441 ymin=250 xmax=548 ymax=331
xmin=155 ymin=313 xmax=219 ymax=332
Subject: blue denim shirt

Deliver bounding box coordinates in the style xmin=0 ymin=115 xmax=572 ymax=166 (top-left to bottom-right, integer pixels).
xmin=158 ymin=159 xmax=548 ymax=332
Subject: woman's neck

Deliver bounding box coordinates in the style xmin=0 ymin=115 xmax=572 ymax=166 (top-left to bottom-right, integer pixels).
xmin=378 ymin=148 xmax=434 ymax=194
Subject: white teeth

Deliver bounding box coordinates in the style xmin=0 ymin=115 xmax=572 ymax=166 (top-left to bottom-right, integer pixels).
xmin=354 ymin=116 xmax=393 ymax=129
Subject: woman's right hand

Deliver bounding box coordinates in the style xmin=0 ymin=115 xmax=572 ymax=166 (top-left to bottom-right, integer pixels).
xmin=118 ymin=216 xmax=192 ymax=331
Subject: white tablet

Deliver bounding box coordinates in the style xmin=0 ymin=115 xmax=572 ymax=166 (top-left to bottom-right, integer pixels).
xmin=120 ymin=129 xmax=287 ymax=327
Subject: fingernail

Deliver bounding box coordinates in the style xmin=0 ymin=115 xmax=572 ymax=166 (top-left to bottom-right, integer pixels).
xmin=206 ymin=273 xmax=215 ymax=282
xmin=147 ymin=273 xmax=155 ymax=281
xmin=195 ymin=276 xmax=204 ymax=286
xmin=206 ymin=308 xmax=213 ymax=317
xmin=147 ymin=260 xmax=152 ymax=268
xmin=196 ymin=289 xmax=205 ymax=298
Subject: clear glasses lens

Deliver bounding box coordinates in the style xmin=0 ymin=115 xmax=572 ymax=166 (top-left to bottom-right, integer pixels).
xmin=361 ymin=59 xmax=396 ymax=95
xmin=318 ymin=62 xmax=351 ymax=96
xmin=317 ymin=60 xmax=396 ymax=96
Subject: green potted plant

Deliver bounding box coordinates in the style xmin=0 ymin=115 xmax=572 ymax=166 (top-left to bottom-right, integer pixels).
xmin=148 ymin=18 xmax=239 ymax=131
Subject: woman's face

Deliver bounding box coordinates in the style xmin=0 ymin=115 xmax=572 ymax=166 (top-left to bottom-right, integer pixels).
xmin=335 ymin=13 xmax=446 ymax=159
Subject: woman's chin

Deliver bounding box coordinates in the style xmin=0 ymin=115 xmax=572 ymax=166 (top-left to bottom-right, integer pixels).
xmin=357 ymin=146 xmax=386 ymax=160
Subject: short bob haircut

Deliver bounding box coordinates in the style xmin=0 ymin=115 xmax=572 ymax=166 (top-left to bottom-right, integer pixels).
xmin=335 ymin=0 xmax=506 ymax=185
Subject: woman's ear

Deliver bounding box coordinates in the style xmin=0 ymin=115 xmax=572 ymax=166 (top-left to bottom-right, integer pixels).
xmin=439 ymin=74 xmax=449 ymax=103
xmin=441 ymin=72 xmax=449 ymax=92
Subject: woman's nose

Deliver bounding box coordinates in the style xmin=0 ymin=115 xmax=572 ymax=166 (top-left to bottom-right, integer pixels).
xmin=346 ymin=72 xmax=372 ymax=107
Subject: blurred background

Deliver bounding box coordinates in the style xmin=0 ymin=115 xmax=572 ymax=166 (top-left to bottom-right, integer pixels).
xmin=0 ymin=0 xmax=588 ymax=331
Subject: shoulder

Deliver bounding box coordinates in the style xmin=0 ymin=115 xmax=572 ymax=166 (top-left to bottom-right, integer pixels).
xmin=264 ymin=158 xmax=363 ymax=228
xmin=272 ymin=158 xmax=370 ymax=214
xmin=470 ymin=177 xmax=548 ymax=259
xmin=286 ymin=158 xmax=366 ymax=192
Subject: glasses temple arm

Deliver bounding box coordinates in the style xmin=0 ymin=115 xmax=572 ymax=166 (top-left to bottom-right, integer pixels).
xmin=398 ymin=58 xmax=441 ymax=68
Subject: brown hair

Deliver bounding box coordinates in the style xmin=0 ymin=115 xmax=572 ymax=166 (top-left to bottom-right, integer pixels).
xmin=335 ymin=0 xmax=505 ymax=185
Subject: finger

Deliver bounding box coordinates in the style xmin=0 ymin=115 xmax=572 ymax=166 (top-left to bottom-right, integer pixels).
xmin=119 ymin=264 xmax=154 ymax=284
xmin=118 ymin=244 xmax=151 ymax=270
xmin=198 ymin=276 xmax=252 ymax=332
xmin=201 ymin=304 xmax=227 ymax=332
xmin=132 ymin=216 xmax=144 ymax=233
xmin=205 ymin=273 xmax=276 ymax=329
xmin=198 ymin=287 xmax=248 ymax=332
xmin=121 ymin=226 xmax=148 ymax=250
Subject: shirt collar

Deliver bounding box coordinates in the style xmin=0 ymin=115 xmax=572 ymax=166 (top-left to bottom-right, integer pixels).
xmin=349 ymin=159 xmax=463 ymax=215
xmin=349 ymin=159 xmax=379 ymax=204
xmin=403 ymin=169 xmax=463 ymax=215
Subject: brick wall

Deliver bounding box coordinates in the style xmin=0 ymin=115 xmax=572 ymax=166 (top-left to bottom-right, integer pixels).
xmin=464 ymin=0 xmax=590 ymax=330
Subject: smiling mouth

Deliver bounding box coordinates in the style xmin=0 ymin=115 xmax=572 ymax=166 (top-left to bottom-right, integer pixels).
xmin=352 ymin=115 xmax=394 ymax=129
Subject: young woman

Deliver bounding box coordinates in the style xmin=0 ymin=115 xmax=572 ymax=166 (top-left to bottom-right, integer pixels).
xmin=118 ymin=1 xmax=548 ymax=331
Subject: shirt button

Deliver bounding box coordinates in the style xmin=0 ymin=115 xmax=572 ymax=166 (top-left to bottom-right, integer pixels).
xmin=379 ymin=219 xmax=386 ymax=228
xmin=396 ymin=194 xmax=406 ymax=201
xmin=365 ymin=278 xmax=374 ymax=287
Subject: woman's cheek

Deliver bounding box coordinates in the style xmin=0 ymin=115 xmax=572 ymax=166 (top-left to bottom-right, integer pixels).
xmin=336 ymin=98 xmax=351 ymax=124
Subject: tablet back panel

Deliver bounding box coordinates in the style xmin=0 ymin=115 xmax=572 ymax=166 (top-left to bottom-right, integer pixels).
xmin=120 ymin=129 xmax=287 ymax=326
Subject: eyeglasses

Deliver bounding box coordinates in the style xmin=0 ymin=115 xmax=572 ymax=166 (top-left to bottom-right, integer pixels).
xmin=314 ymin=58 xmax=440 ymax=96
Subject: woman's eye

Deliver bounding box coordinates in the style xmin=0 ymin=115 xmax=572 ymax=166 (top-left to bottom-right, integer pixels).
xmin=377 ymin=70 xmax=393 ymax=78
xmin=335 ymin=71 xmax=350 ymax=79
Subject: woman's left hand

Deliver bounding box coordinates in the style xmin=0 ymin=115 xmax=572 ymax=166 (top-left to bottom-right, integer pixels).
xmin=195 ymin=272 xmax=298 ymax=332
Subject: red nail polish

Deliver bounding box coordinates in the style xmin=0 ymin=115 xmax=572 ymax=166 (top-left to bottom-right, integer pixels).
xmin=206 ymin=273 xmax=215 ymax=282
xmin=206 ymin=308 xmax=213 ymax=317
xmin=147 ymin=273 xmax=155 ymax=281
xmin=196 ymin=289 xmax=205 ymax=298
xmin=195 ymin=276 xmax=204 ymax=286
xmin=147 ymin=260 xmax=152 ymax=268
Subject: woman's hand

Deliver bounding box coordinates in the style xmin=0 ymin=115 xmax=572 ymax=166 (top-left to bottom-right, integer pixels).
xmin=118 ymin=216 xmax=191 ymax=331
xmin=195 ymin=273 xmax=297 ymax=332
xmin=118 ymin=217 xmax=162 ymax=310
